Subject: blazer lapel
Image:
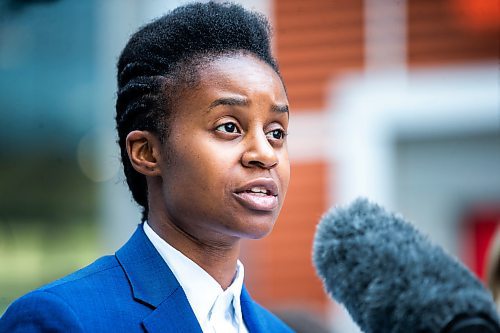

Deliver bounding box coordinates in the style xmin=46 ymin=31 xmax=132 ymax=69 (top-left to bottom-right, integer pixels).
xmin=241 ymin=286 xmax=267 ymax=333
xmin=142 ymin=287 xmax=202 ymax=333
xmin=115 ymin=225 xmax=202 ymax=333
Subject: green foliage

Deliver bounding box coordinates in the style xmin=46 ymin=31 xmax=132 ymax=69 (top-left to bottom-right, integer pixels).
xmin=0 ymin=221 xmax=100 ymax=314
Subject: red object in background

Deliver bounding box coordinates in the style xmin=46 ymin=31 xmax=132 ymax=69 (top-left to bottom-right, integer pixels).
xmin=451 ymin=0 xmax=500 ymax=32
xmin=463 ymin=204 xmax=500 ymax=282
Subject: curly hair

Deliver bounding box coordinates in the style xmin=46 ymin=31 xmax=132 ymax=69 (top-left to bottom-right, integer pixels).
xmin=115 ymin=1 xmax=281 ymax=221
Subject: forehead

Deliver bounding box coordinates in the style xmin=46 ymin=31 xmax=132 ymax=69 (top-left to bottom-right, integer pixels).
xmin=182 ymin=53 xmax=288 ymax=105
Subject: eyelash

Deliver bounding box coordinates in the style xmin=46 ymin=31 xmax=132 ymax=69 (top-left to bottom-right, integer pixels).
xmin=267 ymin=129 xmax=286 ymax=140
xmin=216 ymin=122 xmax=241 ymax=134
xmin=215 ymin=122 xmax=287 ymax=141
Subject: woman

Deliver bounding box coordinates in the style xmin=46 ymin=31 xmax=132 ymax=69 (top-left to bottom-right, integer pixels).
xmin=0 ymin=2 xmax=293 ymax=332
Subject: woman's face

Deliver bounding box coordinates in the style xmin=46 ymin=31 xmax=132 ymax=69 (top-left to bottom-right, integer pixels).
xmin=157 ymin=53 xmax=290 ymax=245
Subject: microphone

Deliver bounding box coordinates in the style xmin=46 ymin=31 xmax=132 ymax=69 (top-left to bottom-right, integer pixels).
xmin=312 ymin=198 xmax=500 ymax=333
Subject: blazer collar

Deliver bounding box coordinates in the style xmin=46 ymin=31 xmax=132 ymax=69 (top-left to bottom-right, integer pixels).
xmin=115 ymin=224 xmax=202 ymax=333
xmin=241 ymin=286 xmax=271 ymax=333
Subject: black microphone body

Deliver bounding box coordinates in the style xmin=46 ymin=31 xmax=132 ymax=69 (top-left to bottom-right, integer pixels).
xmin=313 ymin=198 xmax=500 ymax=333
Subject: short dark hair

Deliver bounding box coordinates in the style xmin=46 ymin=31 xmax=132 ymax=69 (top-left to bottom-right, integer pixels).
xmin=115 ymin=1 xmax=281 ymax=221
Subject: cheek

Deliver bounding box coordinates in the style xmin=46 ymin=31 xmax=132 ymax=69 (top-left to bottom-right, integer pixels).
xmin=166 ymin=139 xmax=236 ymax=194
xmin=161 ymin=153 xmax=218 ymax=220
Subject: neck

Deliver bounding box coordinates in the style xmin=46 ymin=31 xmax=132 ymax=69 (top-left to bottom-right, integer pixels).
xmin=147 ymin=211 xmax=241 ymax=290
xmin=146 ymin=178 xmax=243 ymax=289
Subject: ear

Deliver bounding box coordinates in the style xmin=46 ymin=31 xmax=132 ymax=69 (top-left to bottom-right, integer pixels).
xmin=126 ymin=130 xmax=162 ymax=177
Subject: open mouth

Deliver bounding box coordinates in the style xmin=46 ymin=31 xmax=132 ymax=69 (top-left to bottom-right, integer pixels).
xmin=233 ymin=180 xmax=279 ymax=212
xmin=243 ymin=187 xmax=276 ymax=196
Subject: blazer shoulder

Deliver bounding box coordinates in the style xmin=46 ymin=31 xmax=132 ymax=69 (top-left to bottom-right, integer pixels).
xmin=0 ymin=290 xmax=85 ymax=333
xmin=0 ymin=255 xmax=135 ymax=332
xmin=40 ymin=255 xmax=120 ymax=291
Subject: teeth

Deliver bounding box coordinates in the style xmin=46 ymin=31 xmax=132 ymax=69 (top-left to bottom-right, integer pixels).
xmin=249 ymin=187 xmax=268 ymax=194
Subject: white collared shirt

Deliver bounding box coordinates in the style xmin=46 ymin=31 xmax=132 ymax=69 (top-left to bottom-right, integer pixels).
xmin=143 ymin=222 xmax=249 ymax=333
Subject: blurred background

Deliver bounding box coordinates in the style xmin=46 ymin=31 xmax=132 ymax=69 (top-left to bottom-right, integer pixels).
xmin=0 ymin=0 xmax=498 ymax=331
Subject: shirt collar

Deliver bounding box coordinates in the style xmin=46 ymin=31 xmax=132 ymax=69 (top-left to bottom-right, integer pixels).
xmin=227 ymin=260 xmax=245 ymax=326
xmin=143 ymin=222 xmax=245 ymax=328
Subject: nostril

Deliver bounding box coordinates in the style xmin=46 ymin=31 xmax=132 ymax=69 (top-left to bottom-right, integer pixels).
xmin=248 ymin=160 xmax=263 ymax=167
xmin=247 ymin=160 xmax=277 ymax=169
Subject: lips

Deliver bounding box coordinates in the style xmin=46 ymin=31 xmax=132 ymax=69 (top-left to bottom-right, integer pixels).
xmin=233 ymin=178 xmax=279 ymax=212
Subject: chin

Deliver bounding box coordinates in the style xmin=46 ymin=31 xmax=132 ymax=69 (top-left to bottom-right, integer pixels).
xmin=239 ymin=216 xmax=278 ymax=240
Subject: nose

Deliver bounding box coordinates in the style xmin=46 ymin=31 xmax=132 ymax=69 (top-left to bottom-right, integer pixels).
xmin=241 ymin=130 xmax=279 ymax=169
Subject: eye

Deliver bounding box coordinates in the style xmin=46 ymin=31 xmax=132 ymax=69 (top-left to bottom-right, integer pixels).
xmin=266 ymin=129 xmax=286 ymax=140
xmin=216 ymin=122 xmax=241 ymax=134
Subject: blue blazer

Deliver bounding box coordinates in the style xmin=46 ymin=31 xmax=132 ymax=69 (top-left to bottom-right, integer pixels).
xmin=0 ymin=225 xmax=293 ymax=332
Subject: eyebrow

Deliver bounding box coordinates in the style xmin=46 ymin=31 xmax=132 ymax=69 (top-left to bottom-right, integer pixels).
xmin=208 ymin=97 xmax=289 ymax=114
xmin=208 ymin=97 xmax=249 ymax=110
xmin=271 ymin=104 xmax=289 ymax=114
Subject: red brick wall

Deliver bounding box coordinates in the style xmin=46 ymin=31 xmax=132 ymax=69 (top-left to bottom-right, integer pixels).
xmin=273 ymin=0 xmax=365 ymax=110
xmin=408 ymin=0 xmax=499 ymax=65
